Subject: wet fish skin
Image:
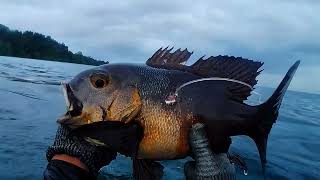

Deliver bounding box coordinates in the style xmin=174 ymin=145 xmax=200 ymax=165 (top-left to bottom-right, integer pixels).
xmin=58 ymin=56 xmax=300 ymax=175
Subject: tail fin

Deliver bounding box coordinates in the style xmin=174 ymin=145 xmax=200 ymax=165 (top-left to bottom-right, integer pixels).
xmin=249 ymin=61 xmax=300 ymax=173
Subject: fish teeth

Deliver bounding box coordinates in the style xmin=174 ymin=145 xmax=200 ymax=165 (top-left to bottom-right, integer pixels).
xmin=61 ymin=82 xmax=71 ymax=110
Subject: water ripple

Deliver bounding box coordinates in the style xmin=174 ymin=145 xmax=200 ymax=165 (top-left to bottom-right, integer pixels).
xmin=0 ymin=88 xmax=46 ymax=101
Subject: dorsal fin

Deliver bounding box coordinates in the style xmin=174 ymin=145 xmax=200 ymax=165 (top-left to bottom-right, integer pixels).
xmin=192 ymin=55 xmax=264 ymax=101
xmin=146 ymin=47 xmax=193 ymax=72
xmin=146 ymin=47 xmax=264 ymax=101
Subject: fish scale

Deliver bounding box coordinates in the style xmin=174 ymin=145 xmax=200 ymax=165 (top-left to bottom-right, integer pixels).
xmin=134 ymin=67 xmax=194 ymax=159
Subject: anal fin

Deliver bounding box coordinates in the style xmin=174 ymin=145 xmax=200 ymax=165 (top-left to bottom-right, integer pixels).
xmin=227 ymin=152 xmax=248 ymax=174
xmin=133 ymin=159 xmax=164 ymax=180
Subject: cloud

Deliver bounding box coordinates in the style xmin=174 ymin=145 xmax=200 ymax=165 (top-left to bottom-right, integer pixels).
xmin=0 ymin=0 xmax=319 ymax=93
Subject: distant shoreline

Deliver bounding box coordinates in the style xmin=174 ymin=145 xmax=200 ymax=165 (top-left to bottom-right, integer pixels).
xmin=0 ymin=55 xmax=95 ymax=66
xmin=0 ymin=55 xmax=104 ymax=66
xmin=0 ymin=24 xmax=108 ymax=66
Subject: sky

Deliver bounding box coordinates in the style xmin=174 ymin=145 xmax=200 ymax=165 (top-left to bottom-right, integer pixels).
xmin=0 ymin=0 xmax=319 ymax=94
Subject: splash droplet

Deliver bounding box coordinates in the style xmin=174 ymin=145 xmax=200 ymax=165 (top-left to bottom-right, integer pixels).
xmin=243 ymin=170 xmax=248 ymax=176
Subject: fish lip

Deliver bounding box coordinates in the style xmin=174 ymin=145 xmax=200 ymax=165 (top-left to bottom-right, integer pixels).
xmin=59 ymin=83 xmax=83 ymax=124
xmin=57 ymin=115 xmax=83 ymax=129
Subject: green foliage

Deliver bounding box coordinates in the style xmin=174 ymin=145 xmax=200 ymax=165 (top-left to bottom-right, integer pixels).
xmin=0 ymin=24 xmax=108 ymax=66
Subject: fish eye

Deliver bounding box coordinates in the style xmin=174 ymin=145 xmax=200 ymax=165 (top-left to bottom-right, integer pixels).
xmin=95 ymin=79 xmax=105 ymax=88
xmin=90 ymin=73 xmax=109 ymax=89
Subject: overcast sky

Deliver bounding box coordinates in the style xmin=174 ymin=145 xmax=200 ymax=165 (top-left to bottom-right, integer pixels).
xmin=0 ymin=0 xmax=319 ymax=94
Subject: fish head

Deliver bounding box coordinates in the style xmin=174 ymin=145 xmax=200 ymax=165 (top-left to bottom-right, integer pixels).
xmin=58 ymin=65 xmax=142 ymax=129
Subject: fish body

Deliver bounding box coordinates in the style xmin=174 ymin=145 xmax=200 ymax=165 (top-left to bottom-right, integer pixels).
xmin=127 ymin=65 xmax=253 ymax=160
xmin=58 ymin=47 xmax=300 ymax=176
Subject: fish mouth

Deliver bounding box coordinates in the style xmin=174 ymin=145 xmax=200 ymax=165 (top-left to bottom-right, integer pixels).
xmin=57 ymin=83 xmax=83 ymax=126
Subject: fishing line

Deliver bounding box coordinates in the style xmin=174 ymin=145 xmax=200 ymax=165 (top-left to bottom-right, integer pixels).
xmin=165 ymin=77 xmax=256 ymax=105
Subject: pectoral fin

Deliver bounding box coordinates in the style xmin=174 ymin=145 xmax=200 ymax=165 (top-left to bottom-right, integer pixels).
xmin=107 ymin=87 xmax=142 ymax=123
xmin=133 ymin=159 xmax=164 ymax=180
xmin=70 ymin=121 xmax=143 ymax=157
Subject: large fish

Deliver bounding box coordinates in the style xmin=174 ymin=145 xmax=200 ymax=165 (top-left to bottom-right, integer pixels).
xmin=58 ymin=47 xmax=299 ymax=178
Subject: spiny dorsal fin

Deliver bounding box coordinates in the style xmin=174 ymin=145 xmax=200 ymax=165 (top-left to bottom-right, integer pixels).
xmin=146 ymin=47 xmax=264 ymax=102
xmin=146 ymin=47 xmax=193 ymax=72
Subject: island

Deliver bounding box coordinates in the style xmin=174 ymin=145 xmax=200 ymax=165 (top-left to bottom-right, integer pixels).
xmin=0 ymin=24 xmax=108 ymax=66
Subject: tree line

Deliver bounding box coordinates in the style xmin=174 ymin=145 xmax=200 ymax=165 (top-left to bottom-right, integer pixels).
xmin=0 ymin=24 xmax=108 ymax=65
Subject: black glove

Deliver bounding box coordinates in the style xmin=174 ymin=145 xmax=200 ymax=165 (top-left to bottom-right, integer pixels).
xmin=184 ymin=123 xmax=236 ymax=180
xmin=46 ymin=125 xmax=117 ymax=176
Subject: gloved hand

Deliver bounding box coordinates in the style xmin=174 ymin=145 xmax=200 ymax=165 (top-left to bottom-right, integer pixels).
xmin=46 ymin=125 xmax=117 ymax=176
xmin=184 ymin=123 xmax=236 ymax=180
